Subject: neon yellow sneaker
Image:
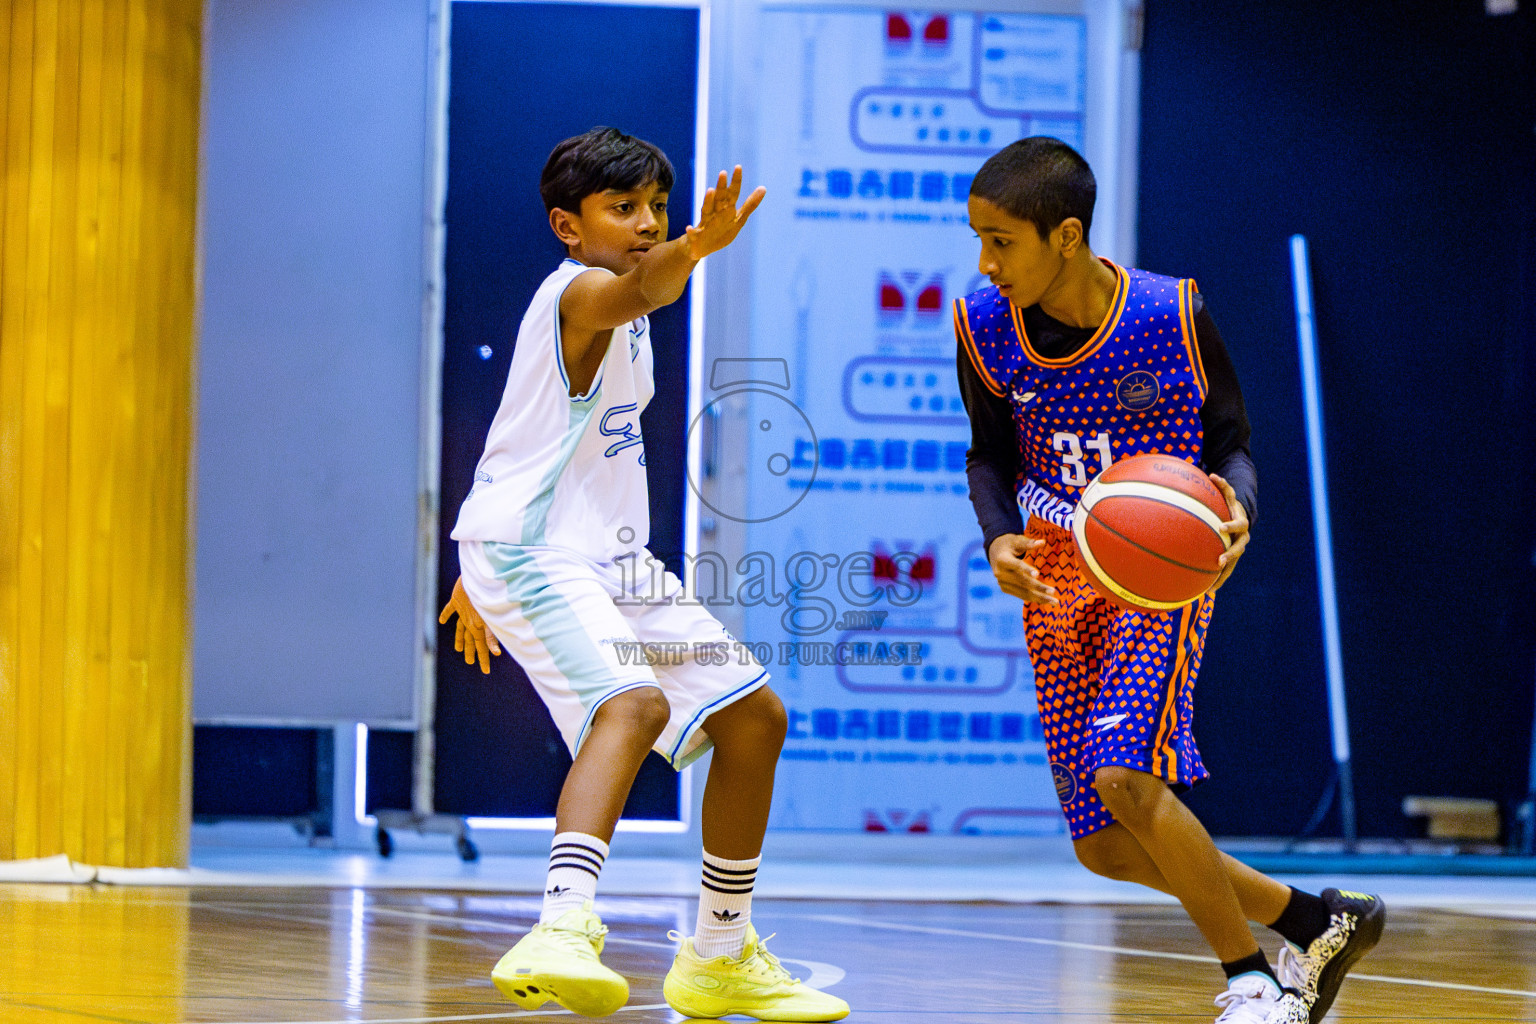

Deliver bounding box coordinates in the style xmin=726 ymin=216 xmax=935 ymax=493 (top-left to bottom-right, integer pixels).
xmin=490 ymin=902 xmax=629 ymax=1017
xmin=663 ymin=924 xmax=849 ymax=1021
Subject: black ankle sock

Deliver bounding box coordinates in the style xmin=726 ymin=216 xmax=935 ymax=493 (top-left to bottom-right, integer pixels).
xmin=1221 ymin=949 xmax=1278 ymax=987
xmin=1270 ymin=886 xmax=1330 ymax=948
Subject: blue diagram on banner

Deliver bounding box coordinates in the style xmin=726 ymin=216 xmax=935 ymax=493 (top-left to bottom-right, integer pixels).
xmin=843 ymin=356 xmax=967 ymax=425
xmin=850 ymin=13 xmax=1083 ymax=155
xmin=836 ymin=541 xmax=1024 ymax=694
xmin=746 ymin=6 xmax=1086 ymax=834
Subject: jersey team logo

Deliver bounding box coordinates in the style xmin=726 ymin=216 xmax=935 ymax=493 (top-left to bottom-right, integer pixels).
xmin=1115 ymin=370 xmax=1160 ymax=412
xmin=600 ymin=404 xmax=645 ymax=463
xmin=1051 ymin=762 xmax=1077 ymax=803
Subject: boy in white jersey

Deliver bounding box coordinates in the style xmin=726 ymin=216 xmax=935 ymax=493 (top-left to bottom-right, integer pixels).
xmin=440 ymin=127 xmax=848 ymax=1022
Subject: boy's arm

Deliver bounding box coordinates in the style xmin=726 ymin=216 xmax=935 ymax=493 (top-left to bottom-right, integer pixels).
xmin=1193 ymin=297 xmax=1258 ymax=524
xmin=957 ymin=345 xmax=1025 ymax=550
xmin=1192 ymin=296 xmax=1257 ymax=591
xmin=560 ymin=167 xmax=765 ymax=337
xmin=958 ymin=345 xmax=1057 ymax=605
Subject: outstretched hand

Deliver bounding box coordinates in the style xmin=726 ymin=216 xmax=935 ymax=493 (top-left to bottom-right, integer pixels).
xmin=684 ymin=166 xmax=766 ymax=260
xmin=1209 ymin=473 xmax=1250 ymax=593
xmin=988 ymin=533 xmax=1059 ymax=605
xmin=439 ymin=576 xmax=501 ymax=674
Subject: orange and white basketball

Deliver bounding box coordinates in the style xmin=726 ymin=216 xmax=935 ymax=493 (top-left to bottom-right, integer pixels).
xmin=1070 ymin=453 xmax=1232 ymax=611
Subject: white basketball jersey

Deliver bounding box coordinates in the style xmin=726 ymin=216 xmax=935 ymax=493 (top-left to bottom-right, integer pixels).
xmin=451 ymin=259 xmax=655 ymax=561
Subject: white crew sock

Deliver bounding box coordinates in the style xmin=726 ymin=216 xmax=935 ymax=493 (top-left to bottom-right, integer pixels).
xmin=540 ymin=832 xmax=608 ymax=924
xmin=693 ymin=851 xmax=760 ymax=959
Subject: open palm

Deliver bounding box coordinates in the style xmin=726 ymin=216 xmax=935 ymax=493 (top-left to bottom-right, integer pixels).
xmin=685 ymin=166 xmax=766 ymax=260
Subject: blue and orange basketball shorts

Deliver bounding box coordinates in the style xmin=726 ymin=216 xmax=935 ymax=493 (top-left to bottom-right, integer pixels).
xmin=1022 ymin=516 xmax=1214 ymax=840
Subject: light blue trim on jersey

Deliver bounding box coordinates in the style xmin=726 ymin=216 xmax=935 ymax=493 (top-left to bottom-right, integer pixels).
xmin=553 ymin=259 xmax=582 ymax=394
xmin=667 ymin=670 xmax=771 ymax=769
xmin=481 ymin=543 xmax=651 ymax=713
xmin=574 ymin=680 xmax=665 ymax=758
xmin=519 ymin=392 xmax=600 ymax=546
xmin=554 ymin=259 xmax=609 ymax=403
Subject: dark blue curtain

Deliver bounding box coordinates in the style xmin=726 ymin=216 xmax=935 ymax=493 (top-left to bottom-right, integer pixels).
xmin=1140 ymin=1 xmax=1536 ymax=838
xmin=432 ymin=2 xmax=699 ymax=819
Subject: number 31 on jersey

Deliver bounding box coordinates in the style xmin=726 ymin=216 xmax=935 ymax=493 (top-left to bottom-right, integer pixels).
xmin=1053 ymin=430 xmax=1112 ymax=487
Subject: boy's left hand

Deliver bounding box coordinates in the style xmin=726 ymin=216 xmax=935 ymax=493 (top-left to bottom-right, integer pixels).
xmin=684 ymin=166 xmax=766 ymax=260
xmin=439 ymin=576 xmax=501 ymax=674
xmin=1209 ymin=473 xmax=1249 ymax=593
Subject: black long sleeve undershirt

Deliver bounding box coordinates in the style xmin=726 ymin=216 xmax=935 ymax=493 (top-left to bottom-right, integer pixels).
xmin=959 ymin=293 xmax=1258 ymax=554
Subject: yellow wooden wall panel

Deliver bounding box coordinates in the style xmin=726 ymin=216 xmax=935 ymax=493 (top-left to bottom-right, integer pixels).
xmin=36 ymin=0 xmax=65 ymax=858
xmin=42 ymin=0 xmax=83 ymax=863
xmin=3 ymin=3 xmax=40 ymax=861
xmin=136 ymin=2 xmax=167 ymax=870
xmin=118 ymin=0 xmax=152 ymax=870
xmin=76 ymin=0 xmax=116 ymax=868
xmin=14 ymin=0 xmax=52 ymax=862
xmin=60 ymin=0 xmax=106 ymax=863
xmin=56 ymin=0 xmax=87 ymax=860
xmin=0 ymin=5 xmax=22 ymax=864
xmin=21 ymin=0 xmax=60 ymax=861
xmin=1 ymin=0 xmax=199 ymax=867
xmin=127 ymin=0 xmax=160 ymax=869
xmin=118 ymin=0 xmax=154 ymax=869
xmin=102 ymin=0 xmax=147 ymax=868
xmin=94 ymin=0 xmax=130 ymax=868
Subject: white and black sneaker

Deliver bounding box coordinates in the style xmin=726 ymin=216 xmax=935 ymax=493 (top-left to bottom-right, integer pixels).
xmin=1279 ymin=888 xmax=1385 ymax=1023
xmin=1213 ymin=973 xmax=1309 ymax=1024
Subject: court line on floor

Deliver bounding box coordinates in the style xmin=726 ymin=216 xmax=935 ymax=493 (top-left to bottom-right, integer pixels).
xmin=794 ymin=913 xmax=1536 ymax=1001
xmin=214 ymin=1004 xmax=671 ymax=1024
xmin=0 ymin=997 xmax=154 ymax=1024
xmin=182 ymin=898 xmax=1536 ymax=1002
xmin=343 ymin=905 xmax=847 ymax=990
xmin=197 ymin=901 xmax=847 ymax=1001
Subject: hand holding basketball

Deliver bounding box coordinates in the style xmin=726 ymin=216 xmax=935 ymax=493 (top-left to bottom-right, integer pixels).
xmin=1071 ymin=453 xmax=1233 ymax=611
xmin=988 ymin=533 xmax=1059 ymax=605
xmin=1209 ymin=473 xmax=1249 ymax=592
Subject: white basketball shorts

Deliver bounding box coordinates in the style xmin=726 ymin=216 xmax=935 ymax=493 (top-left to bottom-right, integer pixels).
xmin=458 ymin=541 xmax=769 ymax=769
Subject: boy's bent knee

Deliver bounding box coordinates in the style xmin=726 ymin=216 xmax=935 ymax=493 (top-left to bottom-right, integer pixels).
xmin=747 ymin=687 xmax=789 ymax=741
xmin=1092 ymin=765 xmax=1166 ymax=825
xmin=593 ymin=686 xmax=671 ymax=740
xmin=706 ymin=686 xmax=787 ymax=749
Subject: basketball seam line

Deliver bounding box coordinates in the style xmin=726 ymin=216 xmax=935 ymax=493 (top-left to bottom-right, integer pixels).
xmin=1081 ymin=479 xmax=1230 ymax=540
xmin=1085 ymin=508 xmax=1219 ymax=577
xmin=1072 ymin=506 xmax=1185 ymax=610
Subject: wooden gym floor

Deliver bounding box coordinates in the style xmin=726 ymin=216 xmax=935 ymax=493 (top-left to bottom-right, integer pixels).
xmin=2 ymin=885 xmax=1534 ymax=1023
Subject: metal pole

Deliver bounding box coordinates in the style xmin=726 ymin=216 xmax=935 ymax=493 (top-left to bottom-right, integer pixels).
xmin=1523 ymin=637 xmax=1536 ymax=855
xmin=1289 ymin=234 xmax=1357 ymax=844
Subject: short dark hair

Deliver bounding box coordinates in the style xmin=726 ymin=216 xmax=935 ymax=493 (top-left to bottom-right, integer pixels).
xmin=539 ymin=127 xmax=676 ymax=214
xmin=970 ymin=137 xmax=1095 ymax=242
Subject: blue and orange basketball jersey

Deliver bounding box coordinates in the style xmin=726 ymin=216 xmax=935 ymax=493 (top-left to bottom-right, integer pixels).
xmin=955 ymin=261 xmax=1217 ymax=839
xmin=954 ymin=261 xmax=1209 ymax=525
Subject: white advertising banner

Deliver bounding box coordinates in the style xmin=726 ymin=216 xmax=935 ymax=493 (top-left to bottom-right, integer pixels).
xmin=737 ymin=6 xmax=1089 ymax=833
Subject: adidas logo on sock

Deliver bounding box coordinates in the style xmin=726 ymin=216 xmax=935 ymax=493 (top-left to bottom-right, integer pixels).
xmin=712 ymin=909 xmax=740 ymax=921
xmin=546 ymin=885 xmax=570 ymax=897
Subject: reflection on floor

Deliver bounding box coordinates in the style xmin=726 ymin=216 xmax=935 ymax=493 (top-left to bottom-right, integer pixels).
xmin=2 ymin=885 xmax=1534 ymax=1023
xmin=178 ymin=843 xmax=1536 ymax=922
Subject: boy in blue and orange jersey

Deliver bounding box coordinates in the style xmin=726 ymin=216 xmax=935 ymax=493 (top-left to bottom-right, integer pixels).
xmin=956 ymin=137 xmax=1382 ymax=1024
